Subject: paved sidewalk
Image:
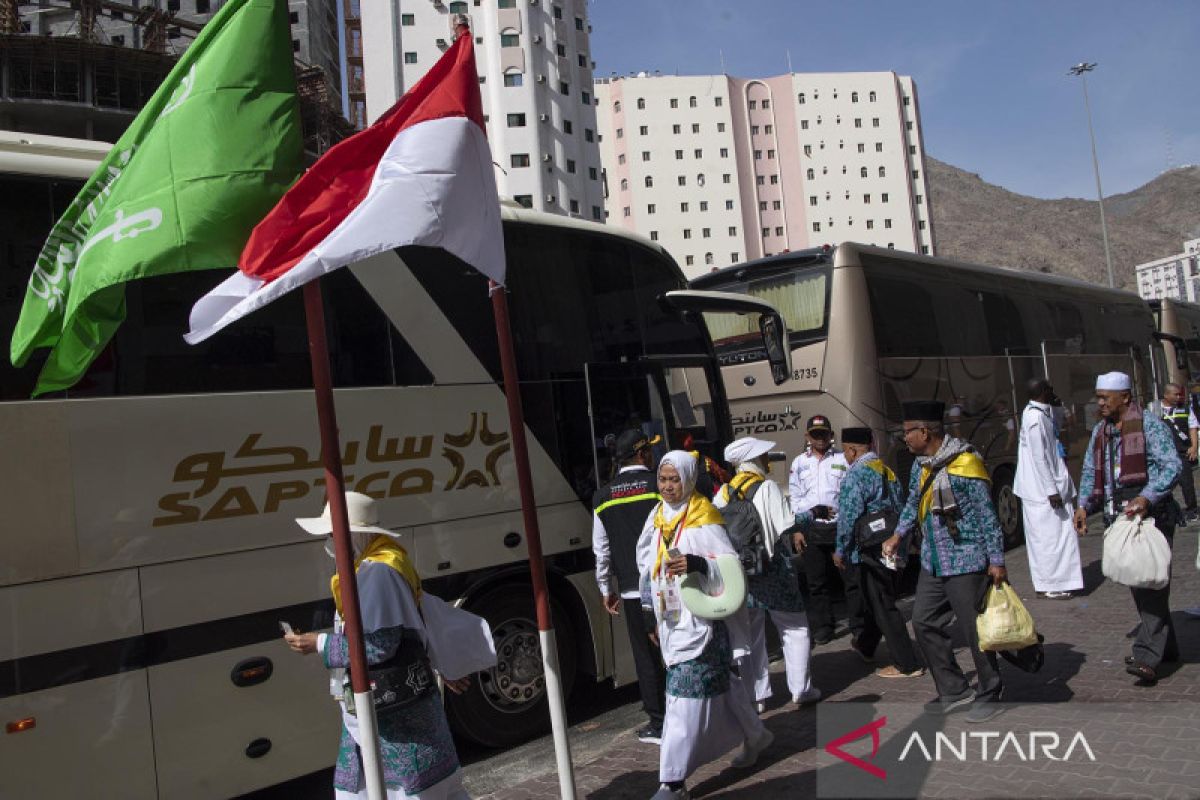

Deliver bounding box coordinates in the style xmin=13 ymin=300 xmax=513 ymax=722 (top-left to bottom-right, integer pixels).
xmin=481 ymin=520 xmax=1200 ymax=799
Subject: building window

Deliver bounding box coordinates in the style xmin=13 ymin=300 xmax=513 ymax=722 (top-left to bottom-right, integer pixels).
xmin=503 ymin=72 xmax=523 ymax=87
xmin=909 ymin=145 xmax=917 ymax=155
xmin=851 ymin=91 xmax=859 ymax=103
xmin=623 ymin=207 xmax=631 ymax=217
xmin=725 ymin=200 xmax=734 ymax=210
xmin=854 ymin=118 xmax=862 ymax=128
xmin=731 ymin=252 xmax=739 ymax=261
xmin=639 ymin=125 xmax=648 ymax=135
xmin=403 ymin=51 xmax=417 ymax=64
xmin=717 ymin=148 xmax=727 ymax=158
xmin=642 ymin=151 xmax=651 ymax=161
xmin=567 ymin=159 xmax=576 ymax=174
xmin=806 ymin=168 xmax=814 ymax=179
xmin=915 ymin=195 xmax=923 ymax=204
xmin=870 ymin=91 xmax=878 ymax=102
xmin=678 ymin=176 xmax=687 ymax=186
xmin=670 ymin=98 xmax=679 ymax=109
xmin=863 ymin=194 xmax=871 ymax=203
xmin=762 ymin=99 xmax=771 ymax=109
xmin=748 ymin=100 xmax=757 ymax=110
xmin=449 ymin=0 xmax=467 ymax=10
xmin=672 ymin=124 xmax=681 ymax=134
xmin=876 ymin=142 xmax=883 ymax=152
xmin=681 ymin=203 xmax=689 ymax=212
xmin=912 ymin=169 xmax=920 ymax=179
xmin=801 ymin=120 xmax=808 ymax=130
xmin=556 ymin=43 xmax=566 ymax=56
xmin=645 ymin=176 xmax=653 ymax=187
xmin=703 ymin=228 xmax=711 ymax=238
xmin=705 ymin=253 xmax=714 ymax=265
xmin=585 ymin=128 xmax=594 ymax=142
xmin=699 ymin=200 xmax=709 ymax=211
xmin=592 ymin=206 xmax=603 ymax=221
xmin=803 ymin=145 xmax=812 ymax=156
xmin=765 ymin=125 xmax=773 ymax=134
xmin=617 ymin=154 xmax=626 ymax=165
xmin=507 ymin=113 xmax=526 ymax=127
xmin=797 ymin=92 xmax=806 ymax=104
xmin=857 ymin=143 xmax=865 ymax=153
xmin=884 ymin=219 xmax=892 ymax=228
xmin=762 ymin=227 xmax=770 ymax=237
xmin=613 ymin=100 xmax=622 ymax=113
xmin=514 ymin=195 xmax=533 ymax=208
xmin=759 ymin=201 xmax=768 ymax=211
xmin=902 ymin=95 xmax=910 ymax=106
xmin=578 ymin=54 xmax=587 ymax=68
xmin=650 ymin=231 xmax=658 ymax=241
xmin=683 ymin=229 xmax=692 ymax=239
xmin=812 ymin=222 xmax=821 ymax=232
xmin=728 ymin=226 xmax=737 ymax=236
xmin=500 ymin=33 xmax=519 ymax=47
xmin=918 ymin=220 xmax=927 ymax=230
xmin=715 ymin=97 xmax=723 ymax=107
xmin=693 ymin=149 xmax=702 ymax=159
xmin=637 ymin=98 xmax=646 ymax=109
xmin=563 ymin=120 xmax=573 ymax=133
xmin=589 ymin=167 xmax=598 ymax=180
xmin=559 ymin=81 xmax=570 ymax=95
xmin=751 ymin=125 xmax=760 ymax=136
xmin=770 ymin=175 xmax=778 ymax=185
xmin=723 ymin=174 xmax=731 ymax=184
xmin=511 ymin=153 xmax=530 ymax=168
xmin=717 ymin=123 xmax=726 ymax=132
xmin=569 ymin=199 xmax=579 ymax=214
xmin=686 ymin=255 xmax=694 ymax=266
xmin=754 ymin=150 xmax=762 ymax=160
xmin=575 ymin=16 xmax=584 ymax=30
xmin=921 ymin=245 xmax=930 ymax=255
xmin=878 ymin=167 xmax=886 ymax=177
xmin=553 ymin=5 xmax=562 ymax=19
xmin=675 ymin=149 xmax=684 ymax=160
xmin=860 ymin=167 xmax=868 ymax=178
xmin=872 ymin=118 xmax=880 ymax=128
xmin=775 ymin=226 xmax=783 ymax=236
xmin=767 ymin=149 xmax=775 ymax=159
xmin=581 ymin=91 xmax=591 ymax=104
xmin=881 ymin=193 xmax=889 ymax=203
xmin=809 ymin=195 xmax=818 ymax=206
xmin=499 ymin=0 xmax=516 ymax=6
xmin=691 ymin=123 xmax=700 ymax=134
xmin=772 ymin=200 xmax=781 ymax=210
xmin=866 ymin=220 xmax=874 ymax=230
xmin=615 ymin=128 xmax=624 ymax=139
xmin=647 ymin=204 xmax=656 ymax=214
xmin=906 ymin=121 xmax=914 ymax=130
xmin=689 ymin=96 xmax=697 ymax=107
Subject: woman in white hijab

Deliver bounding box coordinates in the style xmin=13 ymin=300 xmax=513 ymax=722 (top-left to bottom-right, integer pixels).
xmin=636 ymin=451 xmax=773 ymax=800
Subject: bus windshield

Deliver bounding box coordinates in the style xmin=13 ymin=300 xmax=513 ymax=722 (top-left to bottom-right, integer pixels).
xmin=701 ymin=263 xmax=830 ymax=351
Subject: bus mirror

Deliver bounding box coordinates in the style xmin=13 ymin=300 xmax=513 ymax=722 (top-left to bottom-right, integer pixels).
xmin=759 ymin=313 xmax=791 ymax=385
xmin=1176 ymin=348 xmax=1189 ymax=372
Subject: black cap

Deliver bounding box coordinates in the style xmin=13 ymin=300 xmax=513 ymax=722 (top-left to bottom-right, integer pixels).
xmin=806 ymin=415 xmax=832 ymax=432
xmin=902 ymin=400 xmax=945 ymax=422
xmin=608 ymin=428 xmax=662 ymax=461
xmin=841 ymin=427 xmax=873 ymax=445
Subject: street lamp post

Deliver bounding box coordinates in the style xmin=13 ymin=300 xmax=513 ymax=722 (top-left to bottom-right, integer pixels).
xmin=1068 ymin=62 xmax=1115 ymax=289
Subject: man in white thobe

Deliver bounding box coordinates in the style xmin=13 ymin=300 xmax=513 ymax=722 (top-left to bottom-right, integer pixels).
xmin=1014 ymin=378 xmax=1083 ymax=598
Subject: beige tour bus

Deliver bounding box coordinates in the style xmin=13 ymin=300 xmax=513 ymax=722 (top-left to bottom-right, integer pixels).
xmin=691 ymin=242 xmax=1163 ymax=548
xmin=0 ymin=132 xmax=789 ymax=798
xmin=1148 ymin=297 xmax=1200 ymax=387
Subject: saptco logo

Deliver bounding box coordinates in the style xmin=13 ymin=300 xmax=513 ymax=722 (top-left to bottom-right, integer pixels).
xmin=825 ymin=717 xmax=1096 ymax=780
xmin=154 ymin=412 xmax=510 ymax=526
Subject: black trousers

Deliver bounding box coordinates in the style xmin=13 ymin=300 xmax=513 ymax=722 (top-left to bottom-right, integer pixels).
xmin=848 ymin=560 xmax=922 ymax=673
xmin=621 ymin=597 xmax=666 ymax=727
xmin=1129 ymin=513 xmax=1181 ymax=668
xmin=1179 ymin=460 xmax=1197 ymax=511
xmin=802 ymin=541 xmax=864 ymax=639
xmin=912 ymin=569 xmax=1002 ymax=702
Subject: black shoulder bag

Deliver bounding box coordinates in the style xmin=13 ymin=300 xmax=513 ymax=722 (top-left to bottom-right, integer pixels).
xmin=854 ymin=466 xmax=900 ymax=550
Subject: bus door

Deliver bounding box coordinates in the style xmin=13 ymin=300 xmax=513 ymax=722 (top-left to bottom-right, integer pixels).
xmin=582 ymin=356 xmax=727 ymax=684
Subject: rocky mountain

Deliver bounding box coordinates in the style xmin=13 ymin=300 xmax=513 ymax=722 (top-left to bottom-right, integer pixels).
xmin=927 ymin=157 xmax=1200 ymax=290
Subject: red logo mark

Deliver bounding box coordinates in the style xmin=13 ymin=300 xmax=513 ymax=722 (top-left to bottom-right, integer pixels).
xmin=825 ymin=716 xmax=888 ymax=779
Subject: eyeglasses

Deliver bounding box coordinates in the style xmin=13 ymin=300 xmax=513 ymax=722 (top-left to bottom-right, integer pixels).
xmin=902 ymin=426 xmax=927 ymax=436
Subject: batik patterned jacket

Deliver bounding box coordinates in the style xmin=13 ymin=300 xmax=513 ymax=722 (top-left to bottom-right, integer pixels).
xmin=1078 ymin=411 xmax=1181 ymax=517
xmin=894 ymin=464 xmax=1005 ymax=577
xmin=834 ymin=453 xmax=904 ymax=565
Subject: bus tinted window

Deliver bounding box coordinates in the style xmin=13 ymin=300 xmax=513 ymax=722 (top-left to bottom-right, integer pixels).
xmin=701 ymin=264 xmax=830 ymax=350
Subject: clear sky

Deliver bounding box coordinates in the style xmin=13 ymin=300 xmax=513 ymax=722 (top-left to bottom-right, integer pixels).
xmin=588 ymin=0 xmax=1198 ymax=201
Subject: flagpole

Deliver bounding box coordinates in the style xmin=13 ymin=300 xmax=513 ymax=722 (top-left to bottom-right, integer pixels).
xmin=489 ymin=280 xmax=578 ymax=800
xmin=302 ymin=280 xmax=387 ymax=800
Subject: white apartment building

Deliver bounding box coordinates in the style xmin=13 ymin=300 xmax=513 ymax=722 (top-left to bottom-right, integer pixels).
xmin=1136 ymin=238 xmax=1200 ymax=301
xmin=359 ymin=0 xmax=604 ymax=221
xmin=595 ymin=71 xmax=934 ymax=278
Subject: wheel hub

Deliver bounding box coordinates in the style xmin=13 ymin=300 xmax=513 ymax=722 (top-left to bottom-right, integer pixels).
xmin=481 ymin=617 xmax=546 ymax=712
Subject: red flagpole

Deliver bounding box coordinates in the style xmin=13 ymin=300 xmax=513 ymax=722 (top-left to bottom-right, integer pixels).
xmin=303 ymin=280 xmax=387 ymax=799
xmin=489 ymin=280 xmax=578 ymax=799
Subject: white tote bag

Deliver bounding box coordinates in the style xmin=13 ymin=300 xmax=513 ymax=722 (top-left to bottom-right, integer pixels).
xmin=1101 ymin=517 xmax=1172 ymax=590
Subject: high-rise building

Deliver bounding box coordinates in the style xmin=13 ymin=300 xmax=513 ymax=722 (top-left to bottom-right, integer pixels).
xmin=358 ymin=0 xmax=604 ymax=221
xmin=595 ymin=72 xmax=934 ymax=277
xmin=1135 ymin=238 xmax=1200 ymax=301
xmin=16 ymin=0 xmax=343 ymax=112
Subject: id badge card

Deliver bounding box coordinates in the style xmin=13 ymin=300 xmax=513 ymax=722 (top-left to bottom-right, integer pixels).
xmin=658 ymin=579 xmax=682 ymax=625
xmin=1105 ymin=496 xmax=1116 ymax=518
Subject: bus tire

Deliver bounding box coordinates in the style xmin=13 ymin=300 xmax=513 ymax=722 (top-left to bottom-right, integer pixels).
xmin=445 ymin=585 xmax=577 ymax=749
xmin=992 ymin=466 xmax=1025 ymax=550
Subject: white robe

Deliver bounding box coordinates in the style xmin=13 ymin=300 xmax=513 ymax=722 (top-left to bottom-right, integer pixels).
xmin=636 ymin=507 xmax=764 ymax=783
xmin=1014 ymin=401 xmax=1083 ymax=592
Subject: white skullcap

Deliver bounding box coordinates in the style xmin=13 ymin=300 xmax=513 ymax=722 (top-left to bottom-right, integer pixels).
xmin=1095 ymin=371 xmax=1131 ymax=391
xmin=724 ymin=437 xmax=776 ymax=466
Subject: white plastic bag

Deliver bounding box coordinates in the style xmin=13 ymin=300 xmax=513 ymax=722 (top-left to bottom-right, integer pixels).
xmin=1101 ymin=516 xmax=1172 ymax=590
xmin=420 ymin=593 xmax=498 ymax=680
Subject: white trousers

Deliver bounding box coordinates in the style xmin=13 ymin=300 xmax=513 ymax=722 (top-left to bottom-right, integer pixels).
xmin=1021 ymin=499 xmax=1084 ymax=593
xmin=659 ymin=673 xmax=765 ymax=782
xmin=335 ymin=767 xmax=469 ymax=800
xmin=740 ymin=607 xmax=812 ymax=702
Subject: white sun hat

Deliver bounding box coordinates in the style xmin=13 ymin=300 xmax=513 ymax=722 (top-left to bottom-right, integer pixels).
xmin=724 ymin=436 xmax=776 ymax=466
xmin=295 ymin=491 xmax=398 ymax=538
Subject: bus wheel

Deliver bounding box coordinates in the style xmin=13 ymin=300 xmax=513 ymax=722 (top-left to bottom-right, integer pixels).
xmin=446 ymin=585 xmax=577 ymax=749
xmin=992 ymin=466 xmax=1025 ymax=550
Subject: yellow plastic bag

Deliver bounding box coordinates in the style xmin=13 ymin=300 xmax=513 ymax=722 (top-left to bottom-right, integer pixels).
xmin=976 ymin=583 xmax=1038 ymax=652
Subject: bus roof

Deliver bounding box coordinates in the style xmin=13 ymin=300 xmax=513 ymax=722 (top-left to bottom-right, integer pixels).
xmin=498 ymin=199 xmax=673 ymax=260
xmin=692 ymin=241 xmax=1144 ymax=306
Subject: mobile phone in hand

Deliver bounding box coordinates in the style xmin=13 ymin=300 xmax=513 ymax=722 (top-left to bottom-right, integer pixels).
xmin=666 ymin=548 xmax=682 ymax=560
xmin=279 ymin=621 xmax=295 ymax=636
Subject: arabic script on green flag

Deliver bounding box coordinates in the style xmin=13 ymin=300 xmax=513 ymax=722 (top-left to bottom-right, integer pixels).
xmin=9 ymin=0 xmax=302 ymax=396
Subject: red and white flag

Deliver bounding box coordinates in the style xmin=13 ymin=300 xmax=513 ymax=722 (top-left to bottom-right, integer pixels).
xmin=185 ymin=29 xmax=503 ymax=344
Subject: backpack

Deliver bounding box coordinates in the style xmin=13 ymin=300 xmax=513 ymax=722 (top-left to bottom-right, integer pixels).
xmin=722 ymin=474 xmax=769 ymax=577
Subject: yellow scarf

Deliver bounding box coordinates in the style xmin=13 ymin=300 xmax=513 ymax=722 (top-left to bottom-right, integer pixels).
xmin=916 ymin=451 xmax=990 ymax=521
xmin=864 ymin=459 xmax=897 ymax=483
xmin=651 ymin=493 xmax=725 ymax=579
xmin=722 ymin=470 xmax=764 ymax=504
xmin=330 ymin=534 xmax=423 ymax=618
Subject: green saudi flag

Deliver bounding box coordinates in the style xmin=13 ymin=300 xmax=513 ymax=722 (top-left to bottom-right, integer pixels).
xmin=10 ymin=0 xmax=302 ymax=396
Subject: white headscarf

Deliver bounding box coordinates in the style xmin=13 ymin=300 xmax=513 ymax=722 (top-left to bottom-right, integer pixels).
xmin=658 ymin=449 xmax=698 ymax=515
